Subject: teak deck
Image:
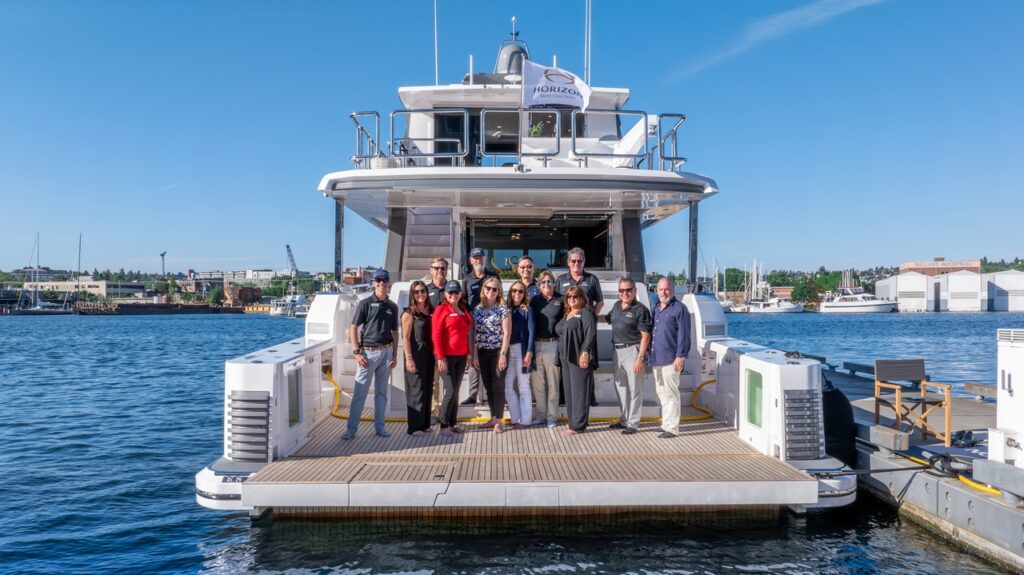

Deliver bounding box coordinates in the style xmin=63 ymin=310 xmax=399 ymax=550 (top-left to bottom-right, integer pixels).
xmin=242 ymin=409 xmax=816 ymax=517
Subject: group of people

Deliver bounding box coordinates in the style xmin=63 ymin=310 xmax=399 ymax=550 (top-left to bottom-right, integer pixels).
xmin=341 ymin=247 xmax=692 ymax=441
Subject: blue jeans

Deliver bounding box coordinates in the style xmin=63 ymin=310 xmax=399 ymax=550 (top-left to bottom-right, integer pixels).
xmin=347 ymin=347 xmax=392 ymax=435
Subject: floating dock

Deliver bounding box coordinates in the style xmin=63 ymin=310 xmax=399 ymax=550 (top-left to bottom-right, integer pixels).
xmin=824 ymin=366 xmax=1024 ymax=573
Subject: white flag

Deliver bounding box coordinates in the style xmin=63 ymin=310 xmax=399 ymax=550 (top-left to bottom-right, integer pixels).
xmin=521 ymin=60 xmax=592 ymax=110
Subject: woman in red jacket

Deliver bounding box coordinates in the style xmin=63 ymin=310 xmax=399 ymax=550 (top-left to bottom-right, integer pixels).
xmin=431 ymin=280 xmax=474 ymax=436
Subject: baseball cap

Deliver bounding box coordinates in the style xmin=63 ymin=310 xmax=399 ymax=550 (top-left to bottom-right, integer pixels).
xmin=372 ymin=269 xmax=390 ymax=282
xmin=444 ymin=280 xmax=462 ymax=293
xmin=470 ymin=248 xmax=485 ymax=258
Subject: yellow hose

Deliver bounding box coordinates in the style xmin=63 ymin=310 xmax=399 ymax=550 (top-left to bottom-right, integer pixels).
xmin=958 ymin=474 xmax=1002 ymax=496
xmin=905 ymin=454 xmax=1002 ymax=497
xmin=327 ymin=369 xmax=717 ymax=425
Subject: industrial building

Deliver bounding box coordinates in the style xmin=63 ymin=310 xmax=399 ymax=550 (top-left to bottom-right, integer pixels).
xmin=987 ymin=270 xmax=1024 ymax=312
xmin=24 ymin=278 xmax=146 ymax=298
xmin=876 ymin=269 xmax=1022 ymax=312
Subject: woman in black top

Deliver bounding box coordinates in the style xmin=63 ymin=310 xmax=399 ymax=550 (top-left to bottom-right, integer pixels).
xmin=556 ymin=285 xmax=597 ymax=435
xmin=402 ymin=280 xmax=435 ymax=435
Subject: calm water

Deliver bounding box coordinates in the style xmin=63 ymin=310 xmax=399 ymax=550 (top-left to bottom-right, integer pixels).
xmin=1 ymin=312 xmax=1021 ymax=575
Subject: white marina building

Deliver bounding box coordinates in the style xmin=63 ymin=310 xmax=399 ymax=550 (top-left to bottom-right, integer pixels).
xmin=875 ymin=269 xmax=1021 ymax=312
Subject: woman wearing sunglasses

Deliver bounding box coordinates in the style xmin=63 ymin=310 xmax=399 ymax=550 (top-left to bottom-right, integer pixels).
xmin=402 ymin=280 xmax=435 ymax=436
xmin=505 ymin=280 xmax=535 ymax=429
xmin=472 ymin=276 xmax=511 ymax=433
xmin=431 ymin=280 xmax=473 ymax=436
xmin=556 ymin=286 xmax=597 ymax=435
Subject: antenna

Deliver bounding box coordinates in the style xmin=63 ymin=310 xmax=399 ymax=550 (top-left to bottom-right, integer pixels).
xmin=511 ymin=15 xmax=518 ymax=40
xmin=433 ymin=0 xmax=439 ymax=86
xmin=584 ymin=0 xmax=594 ymax=83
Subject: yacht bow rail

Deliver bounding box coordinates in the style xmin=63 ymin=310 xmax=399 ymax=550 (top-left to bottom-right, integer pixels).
xmin=348 ymin=107 xmax=688 ymax=171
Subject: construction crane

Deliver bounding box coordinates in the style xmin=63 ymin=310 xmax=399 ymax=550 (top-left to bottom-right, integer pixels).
xmin=285 ymin=244 xmax=298 ymax=277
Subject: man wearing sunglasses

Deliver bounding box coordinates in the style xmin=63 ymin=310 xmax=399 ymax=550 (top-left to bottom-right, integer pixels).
xmin=343 ymin=269 xmax=399 ymax=440
xmin=460 ymin=247 xmax=497 ymax=406
xmin=555 ymin=247 xmax=603 ymax=314
xmin=424 ymin=256 xmax=449 ymax=307
xmin=516 ymin=255 xmax=540 ymax=300
xmin=601 ymin=278 xmax=652 ymax=435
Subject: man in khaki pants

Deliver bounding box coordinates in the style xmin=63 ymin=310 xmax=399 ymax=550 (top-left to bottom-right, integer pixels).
xmin=648 ymin=278 xmax=691 ymax=438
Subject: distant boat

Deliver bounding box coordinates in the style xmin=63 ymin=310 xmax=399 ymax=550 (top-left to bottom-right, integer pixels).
xmin=744 ymin=258 xmax=802 ymax=314
xmin=13 ymin=233 xmax=76 ymax=316
xmin=819 ymin=270 xmax=896 ymax=313
xmin=269 ymin=286 xmax=309 ymax=318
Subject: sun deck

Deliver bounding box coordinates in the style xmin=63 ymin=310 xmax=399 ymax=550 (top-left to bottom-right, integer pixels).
xmin=242 ymin=409 xmax=816 ymax=517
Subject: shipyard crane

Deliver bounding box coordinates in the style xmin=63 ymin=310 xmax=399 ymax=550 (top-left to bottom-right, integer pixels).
xmin=285 ymin=244 xmax=298 ymax=277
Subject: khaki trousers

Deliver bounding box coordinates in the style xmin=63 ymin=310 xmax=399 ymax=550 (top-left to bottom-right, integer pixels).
xmin=530 ymin=340 xmax=560 ymax=423
xmin=652 ymin=363 xmax=681 ymax=434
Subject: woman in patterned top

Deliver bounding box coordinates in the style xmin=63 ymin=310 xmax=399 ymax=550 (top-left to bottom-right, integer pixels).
xmin=472 ymin=275 xmax=511 ymax=433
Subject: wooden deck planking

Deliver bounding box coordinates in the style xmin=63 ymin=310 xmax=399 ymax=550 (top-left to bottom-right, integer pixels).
xmin=249 ymin=416 xmax=811 ymax=486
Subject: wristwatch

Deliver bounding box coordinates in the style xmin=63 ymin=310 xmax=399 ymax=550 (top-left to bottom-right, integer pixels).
xmin=353 ymin=348 xmax=363 ymax=356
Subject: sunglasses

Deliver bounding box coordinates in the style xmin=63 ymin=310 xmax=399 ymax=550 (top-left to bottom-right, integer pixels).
xmin=430 ymin=266 xmax=447 ymax=271
xmin=568 ymin=259 xmax=583 ymax=264
xmin=618 ymin=288 xmax=635 ymax=293
xmin=373 ymin=279 xmax=388 ymax=284
xmin=539 ymin=280 xmax=554 ymax=286
xmin=510 ymin=289 xmax=524 ymax=294
xmin=412 ymin=289 xmax=426 ymax=294
xmin=566 ymin=295 xmax=580 ymax=300
xmin=518 ymin=265 xmax=534 ymax=269
xmin=483 ymin=286 xmax=499 ymax=293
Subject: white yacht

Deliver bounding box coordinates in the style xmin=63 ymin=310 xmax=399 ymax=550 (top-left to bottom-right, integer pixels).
xmin=747 ymin=298 xmax=803 ymax=313
xmin=269 ymin=289 xmax=309 ymax=318
xmin=819 ymin=270 xmax=896 ymax=313
xmin=744 ymin=259 xmax=802 ymax=313
xmin=195 ymin=29 xmax=854 ymax=520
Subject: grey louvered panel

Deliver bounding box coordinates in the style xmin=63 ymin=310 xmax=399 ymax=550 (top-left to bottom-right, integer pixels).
xmin=783 ymin=389 xmax=824 ymax=460
xmin=227 ymin=390 xmax=270 ymax=462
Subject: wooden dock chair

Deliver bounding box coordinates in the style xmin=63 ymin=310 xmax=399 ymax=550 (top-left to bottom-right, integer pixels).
xmin=873 ymin=359 xmax=952 ymax=447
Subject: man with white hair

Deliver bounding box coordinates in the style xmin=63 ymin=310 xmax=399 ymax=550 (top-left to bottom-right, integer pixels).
xmin=648 ymin=277 xmax=691 ymax=438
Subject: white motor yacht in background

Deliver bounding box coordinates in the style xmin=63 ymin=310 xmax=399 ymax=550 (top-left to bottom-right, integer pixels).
xmin=269 ymin=286 xmax=309 ymax=318
xmin=194 ymin=25 xmax=853 ymax=518
xmin=745 ymin=259 xmax=802 ymax=313
xmin=819 ymin=270 xmax=895 ymax=313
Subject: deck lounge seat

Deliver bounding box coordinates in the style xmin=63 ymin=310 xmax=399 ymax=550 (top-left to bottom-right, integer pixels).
xmin=873 ymin=358 xmax=952 ymax=447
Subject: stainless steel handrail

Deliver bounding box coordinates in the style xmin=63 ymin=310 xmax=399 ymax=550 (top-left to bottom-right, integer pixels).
xmin=570 ymin=109 xmax=649 ymax=165
xmin=349 ymin=111 xmax=380 ymax=168
xmin=389 ymin=108 xmax=470 ymax=166
xmin=657 ymin=113 xmax=687 ymax=171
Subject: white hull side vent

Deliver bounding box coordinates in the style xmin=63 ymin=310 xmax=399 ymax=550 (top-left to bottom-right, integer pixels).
xmin=998 ymin=329 xmax=1024 ymax=343
xmin=784 ymin=389 xmax=825 ymax=460
xmin=227 ymin=390 xmax=271 ymax=462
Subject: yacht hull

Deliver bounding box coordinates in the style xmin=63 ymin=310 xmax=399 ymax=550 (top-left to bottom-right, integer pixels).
xmin=819 ymin=301 xmax=896 ymax=313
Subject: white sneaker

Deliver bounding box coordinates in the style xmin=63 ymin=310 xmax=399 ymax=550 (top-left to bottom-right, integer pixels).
xmin=546 ymin=420 xmax=557 ymax=428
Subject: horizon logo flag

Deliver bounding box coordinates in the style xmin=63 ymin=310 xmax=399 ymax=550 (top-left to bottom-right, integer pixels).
xmin=521 ymin=60 xmax=592 ymax=110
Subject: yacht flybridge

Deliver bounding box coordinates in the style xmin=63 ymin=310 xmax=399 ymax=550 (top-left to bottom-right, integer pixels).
xmin=195 ymin=33 xmax=855 ymax=520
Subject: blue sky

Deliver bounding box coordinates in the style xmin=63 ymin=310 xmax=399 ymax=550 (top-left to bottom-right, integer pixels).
xmin=1 ymin=0 xmax=1021 ymax=275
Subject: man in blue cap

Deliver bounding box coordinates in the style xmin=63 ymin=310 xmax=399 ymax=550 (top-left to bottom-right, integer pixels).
xmin=343 ymin=268 xmax=399 ymax=439
xmin=460 ymin=247 xmax=498 ymax=405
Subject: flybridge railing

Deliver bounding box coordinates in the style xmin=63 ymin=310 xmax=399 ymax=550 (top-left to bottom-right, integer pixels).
xmin=348 ymin=107 xmax=687 ymax=171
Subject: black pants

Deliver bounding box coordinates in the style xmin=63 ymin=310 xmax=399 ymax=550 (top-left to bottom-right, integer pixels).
xmin=405 ymin=351 xmax=435 ymax=434
xmin=477 ymin=347 xmax=506 ymax=420
xmin=560 ymin=360 xmax=594 ymax=432
xmin=439 ymin=355 xmax=467 ymax=428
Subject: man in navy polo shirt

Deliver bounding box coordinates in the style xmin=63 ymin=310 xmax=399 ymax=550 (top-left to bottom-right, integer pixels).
xmin=343 ymin=269 xmax=399 ymax=440
xmin=602 ymin=277 xmax=652 ymax=435
xmin=648 ymin=277 xmax=691 ymax=439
